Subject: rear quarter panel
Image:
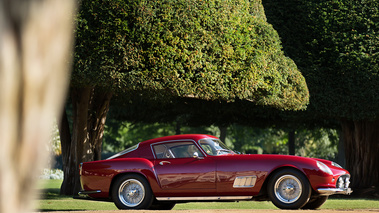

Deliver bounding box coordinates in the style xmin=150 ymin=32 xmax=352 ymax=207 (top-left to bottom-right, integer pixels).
xmin=80 ymin=158 xmax=157 ymax=198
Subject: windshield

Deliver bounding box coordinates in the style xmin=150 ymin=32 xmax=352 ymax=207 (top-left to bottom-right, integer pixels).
xmin=199 ymin=138 xmax=235 ymax=156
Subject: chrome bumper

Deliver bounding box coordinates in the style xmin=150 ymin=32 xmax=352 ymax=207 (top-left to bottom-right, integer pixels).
xmin=317 ymin=188 xmax=352 ymax=195
xmin=78 ymin=190 xmax=101 ymax=195
xmin=75 ymin=190 xmax=110 ymax=202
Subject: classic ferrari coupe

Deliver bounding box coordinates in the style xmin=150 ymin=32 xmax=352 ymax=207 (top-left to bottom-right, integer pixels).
xmin=79 ymin=134 xmax=351 ymax=210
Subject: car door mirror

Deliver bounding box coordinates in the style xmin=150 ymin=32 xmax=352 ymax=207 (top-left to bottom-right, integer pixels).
xmin=193 ymin=152 xmax=203 ymax=159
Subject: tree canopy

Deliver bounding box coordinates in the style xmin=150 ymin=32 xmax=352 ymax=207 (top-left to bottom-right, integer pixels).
xmin=74 ymin=0 xmax=309 ymax=109
xmin=61 ymin=0 xmax=310 ymax=196
xmin=264 ymin=0 xmax=379 ymax=120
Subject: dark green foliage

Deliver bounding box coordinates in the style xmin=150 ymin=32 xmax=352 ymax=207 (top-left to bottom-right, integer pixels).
xmin=263 ymin=0 xmax=379 ymax=194
xmin=111 ymin=95 xmax=285 ymax=128
xmin=73 ymin=0 xmax=131 ymax=88
xmin=74 ymin=0 xmax=308 ymax=110
xmin=264 ymin=0 xmax=379 ymax=120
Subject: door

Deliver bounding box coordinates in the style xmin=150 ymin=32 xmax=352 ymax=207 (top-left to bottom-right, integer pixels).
xmin=152 ymin=141 xmax=216 ymax=191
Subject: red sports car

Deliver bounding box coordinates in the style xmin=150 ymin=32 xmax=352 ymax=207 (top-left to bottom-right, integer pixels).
xmin=79 ymin=134 xmax=352 ymax=210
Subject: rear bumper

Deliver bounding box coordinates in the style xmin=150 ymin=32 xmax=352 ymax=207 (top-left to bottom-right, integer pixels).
xmin=317 ymin=188 xmax=352 ymax=195
xmin=75 ymin=190 xmax=111 ymax=202
xmin=78 ymin=190 xmax=102 ymax=195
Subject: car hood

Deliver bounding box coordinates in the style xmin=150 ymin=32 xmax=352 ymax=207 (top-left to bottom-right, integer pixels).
xmin=227 ymin=154 xmax=347 ymax=174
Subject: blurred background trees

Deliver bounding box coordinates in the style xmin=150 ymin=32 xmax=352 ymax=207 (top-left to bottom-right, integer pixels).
xmin=102 ymin=121 xmax=338 ymax=160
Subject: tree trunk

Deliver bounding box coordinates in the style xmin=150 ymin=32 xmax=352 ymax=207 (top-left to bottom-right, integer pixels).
xmin=58 ymin=108 xmax=73 ymax=195
xmin=341 ymin=120 xmax=379 ymax=197
xmin=87 ymin=90 xmax=113 ymax=161
xmin=0 ymin=0 xmax=75 ymax=212
xmin=60 ymin=87 xmax=112 ymax=196
xmin=175 ymin=121 xmax=181 ymax=135
xmin=76 ymin=87 xmax=95 ymax=193
xmin=337 ymin=129 xmax=346 ymax=168
xmin=219 ymin=126 xmax=228 ymax=142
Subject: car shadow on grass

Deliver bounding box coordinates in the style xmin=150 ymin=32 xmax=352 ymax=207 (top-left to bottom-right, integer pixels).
xmin=37 ymin=187 xmax=71 ymax=200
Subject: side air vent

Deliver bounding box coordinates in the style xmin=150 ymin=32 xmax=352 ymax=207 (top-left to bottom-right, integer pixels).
xmin=233 ymin=176 xmax=257 ymax=188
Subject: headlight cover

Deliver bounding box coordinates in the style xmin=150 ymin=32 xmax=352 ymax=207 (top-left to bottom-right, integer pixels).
xmin=317 ymin=161 xmax=333 ymax=175
xmin=331 ymin=161 xmax=342 ymax=168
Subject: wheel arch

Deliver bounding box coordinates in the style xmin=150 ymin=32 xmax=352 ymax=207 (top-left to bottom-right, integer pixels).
xmin=109 ymin=172 xmax=151 ymax=198
xmin=110 ymin=171 xmax=155 ymax=209
xmin=265 ymin=166 xmax=313 ymax=209
xmin=259 ymin=166 xmax=309 ymax=197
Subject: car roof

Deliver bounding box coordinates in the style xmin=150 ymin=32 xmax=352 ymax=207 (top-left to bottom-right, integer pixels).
xmin=139 ymin=134 xmax=219 ymax=146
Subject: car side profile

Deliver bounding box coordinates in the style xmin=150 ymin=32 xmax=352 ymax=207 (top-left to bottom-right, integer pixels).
xmin=79 ymin=134 xmax=352 ymax=210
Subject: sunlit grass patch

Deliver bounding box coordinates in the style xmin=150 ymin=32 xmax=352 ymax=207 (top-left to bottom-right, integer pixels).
xmin=35 ymin=180 xmax=379 ymax=211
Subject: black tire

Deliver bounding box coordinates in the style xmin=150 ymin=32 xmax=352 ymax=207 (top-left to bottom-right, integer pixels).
xmin=301 ymin=196 xmax=328 ymax=209
xmin=149 ymin=201 xmax=176 ymax=210
xmin=267 ymin=168 xmax=311 ymax=209
xmin=111 ymin=174 xmax=154 ymax=209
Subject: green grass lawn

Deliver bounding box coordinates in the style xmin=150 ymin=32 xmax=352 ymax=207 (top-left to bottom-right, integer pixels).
xmin=35 ymin=180 xmax=379 ymax=212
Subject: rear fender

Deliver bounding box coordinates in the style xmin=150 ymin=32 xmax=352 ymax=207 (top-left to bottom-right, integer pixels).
xmin=81 ymin=158 xmax=158 ymax=198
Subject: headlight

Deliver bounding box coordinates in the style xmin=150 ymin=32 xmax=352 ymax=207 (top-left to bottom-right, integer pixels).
xmin=345 ymin=177 xmax=350 ymax=188
xmin=331 ymin=161 xmax=342 ymax=168
xmin=337 ymin=175 xmax=350 ymax=188
xmin=337 ymin=177 xmax=345 ymax=188
xmin=317 ymin=161 xmax=333 ymax=175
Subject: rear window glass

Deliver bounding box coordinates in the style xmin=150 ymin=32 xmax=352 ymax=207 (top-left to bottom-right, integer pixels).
xmin=107 ymin=144 xmax=139 ymax=160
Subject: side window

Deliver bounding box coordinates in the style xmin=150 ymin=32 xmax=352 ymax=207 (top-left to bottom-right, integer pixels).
xmin=153 ymin=144 xmax=173 ymax=159
xmin=153 ymin=142 xmax=204 ymax=159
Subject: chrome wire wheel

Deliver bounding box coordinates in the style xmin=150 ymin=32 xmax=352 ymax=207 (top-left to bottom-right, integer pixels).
xmin=118 ymin=179 xmax=145 ymax=207
xmin=268 ymin=169 xmax=311 ymax=209
xmin=274 ymin=174 xmax=302 ymax=204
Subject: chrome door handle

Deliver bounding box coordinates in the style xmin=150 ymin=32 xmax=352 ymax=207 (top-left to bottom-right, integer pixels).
xmin=159 ymin=161 xmax=171 ymax=165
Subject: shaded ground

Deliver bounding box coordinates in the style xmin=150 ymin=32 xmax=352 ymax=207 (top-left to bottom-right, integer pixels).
xmin=41 ymin=209 xmax=379 ymax=213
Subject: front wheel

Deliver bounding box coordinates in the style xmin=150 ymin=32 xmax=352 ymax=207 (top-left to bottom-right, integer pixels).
xmin=111 ymin=174 xmax=153 ymax=209
xmin=267 ymin=169 xmax=311 ymax=209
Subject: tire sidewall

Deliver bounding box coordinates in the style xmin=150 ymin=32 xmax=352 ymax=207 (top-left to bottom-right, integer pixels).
xmin=267 ymin=168 xmax=311 ymax=209
xmin=150 ymin=200 xmax=176 ymax=210
xmin=111 ymin=174 xmax=154 ymax=209
xmin=301 ymin=196 xmax=328 ymax=209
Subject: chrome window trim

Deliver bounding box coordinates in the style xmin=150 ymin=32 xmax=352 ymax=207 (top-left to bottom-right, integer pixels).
xmin=107 ymin=143 xmax=139 ymax=160
xmin=150 ymin=139 xmax=206 ymax=159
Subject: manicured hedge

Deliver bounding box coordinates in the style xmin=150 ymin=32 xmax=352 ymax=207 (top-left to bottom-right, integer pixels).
xmin=74 ymin=0 xmax=309 ymax=110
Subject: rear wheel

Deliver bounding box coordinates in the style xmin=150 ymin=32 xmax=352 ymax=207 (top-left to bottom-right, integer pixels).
xmin=111 ymin=174 xmax=153 ymax=209
xmin=267 ymin=169 xmax=311 ymax=209
xmin=301 ymin=196 xmax=328 ymax=209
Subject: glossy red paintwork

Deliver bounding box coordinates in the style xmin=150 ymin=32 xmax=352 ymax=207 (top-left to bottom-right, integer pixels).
xmin=80 ymin=134 xmax=350 ymax=200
